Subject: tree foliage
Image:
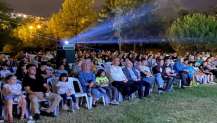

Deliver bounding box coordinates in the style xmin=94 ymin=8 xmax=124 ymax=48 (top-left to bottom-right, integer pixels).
xmin=47 ymin=0 xmax=98 ymax=39
xmin=12 ymin=18 xmax=51 ymax=48
xmin=99 ymin=0 xmax=151 ymax=20
xmin=168 ymin=13 xmax=217 ymax=52
xmin=0 ymin=0 xmax=10 ymax=12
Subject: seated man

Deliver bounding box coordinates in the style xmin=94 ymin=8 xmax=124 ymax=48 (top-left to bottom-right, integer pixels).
xmin=162 ymin=58 xmax=177 ymax=92
xmin=23 ymin=64 xmax=61 ymax=120
xmin=109 ymin=57 xmax=139 ymax=99
xmin=122 ymin=59 xmax=151 ymax=97
xmin=174 ymin=59 xmax=190 ymax=88
xmin=139 ymin=59 xmax=155 ymax=86
xmin=152 ymin=59 xmax=165 ymax=93
xmin=78 ymin=60 xmax=106 ymax=107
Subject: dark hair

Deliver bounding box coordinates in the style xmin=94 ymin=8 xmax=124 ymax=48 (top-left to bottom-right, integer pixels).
xmin=40 ymin=61 xmax=47 ymax=66
xmin=26 ymin=64 xmax=37 ymax=70
xmin=59 ymin=73 xmax=68 ymax=81
xmin=184 ymin=59 xmax=189 ymax=62
xmin=58 ymin=64 xmax=64 ymax=69
xmin=96 ymin=69 xmax=105 ymax=77
xmin=141 ymin=58 xmax=147 ymax=61
xmin=5 ymin=74 xmax=16 ymax=81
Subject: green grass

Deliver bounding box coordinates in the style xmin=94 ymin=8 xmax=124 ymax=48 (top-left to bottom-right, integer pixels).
xmin=20 ymin=85 xmax=217 ymax=123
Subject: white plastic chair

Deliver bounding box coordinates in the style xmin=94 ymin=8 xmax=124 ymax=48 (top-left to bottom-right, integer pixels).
xmin=68 ymin=77 xmax=93 ymax=110
xmin=68 ymin=77 xmax=107 ymax=109
xmin=55 ymin=80 xmax=79 ymax=112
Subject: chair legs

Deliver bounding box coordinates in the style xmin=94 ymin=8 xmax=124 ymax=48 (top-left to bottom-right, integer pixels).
xmin=86 ymin=96 xmax=92 ymax=110
xmin=102 ymin=96 xmax=106 ymax=106
xmin=178 ymin=80 xmax=182 ymax=88
xmin=2 ymin=104 xmax=29 ymax=120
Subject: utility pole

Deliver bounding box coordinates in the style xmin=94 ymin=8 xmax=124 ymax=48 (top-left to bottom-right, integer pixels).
xmin=113 ymin=8 xmax=124 ymax=51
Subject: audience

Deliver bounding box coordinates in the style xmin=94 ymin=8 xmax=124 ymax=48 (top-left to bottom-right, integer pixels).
xmin=0 ymin=50 xmax=215 ymax=122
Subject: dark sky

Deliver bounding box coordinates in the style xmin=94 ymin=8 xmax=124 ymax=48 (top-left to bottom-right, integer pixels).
xmin=4 ymin=0 xmax=63 ymax=17
xmin=4 ymin=0 xmax=105 ymax=17
xmin=3 ymin=0 xmax=217 ymax=17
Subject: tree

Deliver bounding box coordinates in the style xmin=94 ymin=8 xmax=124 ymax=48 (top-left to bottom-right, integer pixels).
xmin=0 ymin=0 xmax=10 ymax=12
xmin=168 ymin=13 xmax=217 ymax=52
xmin=12 ymin=18 xmax=51 ymax=49
xmin=47 ymin=0 xmax=98 ymax=39
xmin=0 ymin=0 xmax=22 ymax=51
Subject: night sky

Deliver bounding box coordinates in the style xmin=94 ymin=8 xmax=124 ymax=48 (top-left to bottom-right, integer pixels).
xmin=3 ymin=0 xmax=217 ymax=17
xmin=4 ymin=0 xmax=105 ymax=17
xmin=4 ymin=0 xmax=63 ymax=17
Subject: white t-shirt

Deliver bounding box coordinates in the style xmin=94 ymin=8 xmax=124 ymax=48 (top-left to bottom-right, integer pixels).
xmin=0 ymin=70 xmax=11 ymax=78
xmin=140 ymin=65 xmax=151 ymax=73
xmin=3 ymin=83 xmax=22 ymax=95
xmin=56 ymin=81 xmax=75 ymax=94
xmin=110 ymin=65 xmax=127 ymax=82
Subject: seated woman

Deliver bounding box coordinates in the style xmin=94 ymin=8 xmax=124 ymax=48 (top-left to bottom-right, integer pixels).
xmin=78 ymin=60 xmax=106 ymax=107
xmin=96 ymin=69 xmax=119 ymax=105
xmin=195 ymin=69 xmax=209 ymax=84
xmin=2 ymin=75 xmax=27 ymax=123
xmin=200 ymin=61 xmax=214 ymax=83
xmin=56 ymin=73 xmax=78 ymax=111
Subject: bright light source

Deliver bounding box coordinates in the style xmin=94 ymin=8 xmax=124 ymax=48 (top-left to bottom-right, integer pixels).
xmin=29 ymin=26 xmax=33 ymax=30
xmin=17 ymin=14 xmax=22 ymax=17
xmin=37 ymin=25 xmax=41 ymax=29
xmin=23 ymin=15 xmax=27 ymax=18
xmin=64 ymin=40 xmax=69 ymax=45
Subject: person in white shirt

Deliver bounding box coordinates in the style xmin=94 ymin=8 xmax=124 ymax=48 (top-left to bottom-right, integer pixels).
xmin=139 ymin=58 xmax=155 ymax=85
xmin=110 ymin=57 xmax=139 ymax=99
xmin=0 ymin=65 xmax=11 ymax=79
xmin=2 ymin=75 xmax=27 ymax=123
xmin=56 ymin=73 xmax=78 ymax=111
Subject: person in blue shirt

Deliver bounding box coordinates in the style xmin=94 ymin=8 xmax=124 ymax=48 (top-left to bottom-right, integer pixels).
xmin=78 ymin=60 xmax=106 ymax=107
xmin=174 ymin=59 xmax=189 ymax=88
xmin=183 ymin=61 xmax=196 ymax=85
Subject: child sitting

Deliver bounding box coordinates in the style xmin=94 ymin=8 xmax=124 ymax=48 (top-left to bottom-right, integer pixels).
xmin=56 ymin=73 xmax=78 ymax=111
xmin=2 ymin=75 xmax=27 ymax=123
xmin=96 ymin=69 xmax=119 ymax=105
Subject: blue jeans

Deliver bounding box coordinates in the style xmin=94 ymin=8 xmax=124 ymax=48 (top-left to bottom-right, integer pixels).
xmin=164 ymin=77 xmax=175 ymax=92
xmin=143 ymin=77 xmax=155 ymax=85
xmin=91 ymin=88 xmax=106 ymax=99
xmin=60 ymin=94 xmax=76 ymax=104
xmin=179 ymin=71 xmax=190 ymax=87
xmin=154 ymin=73 xmax=164 ymax=89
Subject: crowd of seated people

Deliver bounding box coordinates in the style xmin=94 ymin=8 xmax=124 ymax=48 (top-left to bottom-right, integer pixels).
xmin=0 ymin=50 xmax=216 ymax=122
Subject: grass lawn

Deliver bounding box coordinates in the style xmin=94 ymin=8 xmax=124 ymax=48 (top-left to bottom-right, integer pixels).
xmin=20 ymin=85 xmax=217 ymax=123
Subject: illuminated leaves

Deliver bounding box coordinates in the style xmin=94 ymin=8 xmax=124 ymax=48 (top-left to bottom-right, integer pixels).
xmin=47 ymin=0 xmax=97 ymax=39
